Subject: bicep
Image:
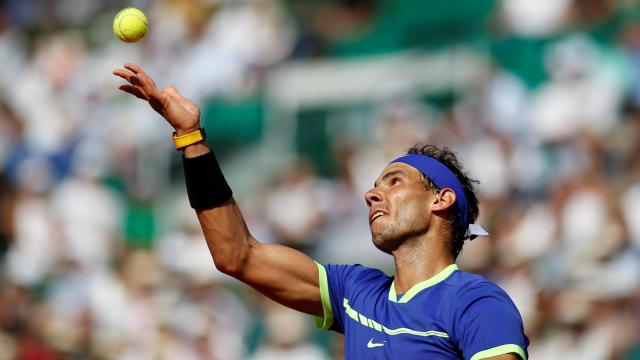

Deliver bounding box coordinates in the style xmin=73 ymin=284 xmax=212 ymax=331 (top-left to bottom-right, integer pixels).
xmin=195 ymin=200 xmax=323 ymax=317
xmin=238 ymin=240 xmax=323 ymax=317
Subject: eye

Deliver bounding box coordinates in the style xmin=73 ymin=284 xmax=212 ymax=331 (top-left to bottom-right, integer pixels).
xmin=391 ymin=177 xmax=401 ymax=185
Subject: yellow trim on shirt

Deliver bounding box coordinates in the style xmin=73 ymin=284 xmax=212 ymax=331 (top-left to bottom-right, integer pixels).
xmin=314 ymin=262 xmax=334 ymax=330
xmin=470 ymin=344 xmax=527 ymax=360
xmin=389 ymin=264 xmax=459 ymax=303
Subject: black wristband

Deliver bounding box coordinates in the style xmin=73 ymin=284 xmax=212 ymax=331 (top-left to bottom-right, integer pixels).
xmin=183 ymin=151 xmax=233 ymax=209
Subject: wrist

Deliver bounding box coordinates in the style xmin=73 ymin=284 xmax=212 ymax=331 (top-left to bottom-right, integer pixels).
xmin=183 ymin=142 xmax=210 ymax=158
xmin=182 ymin=149 xmax=232 ymax=209
xmin=174 ymin=125 xmax=201 ymax=136
xmin=173 ymin=127 xmax=206 ymax=150
xmin=172 ymin=126 xmax=209 ymax=157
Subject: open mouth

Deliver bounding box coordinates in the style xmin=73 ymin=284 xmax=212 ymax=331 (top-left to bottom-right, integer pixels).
xmin=369 ymin=210 xmax=386 ymax=224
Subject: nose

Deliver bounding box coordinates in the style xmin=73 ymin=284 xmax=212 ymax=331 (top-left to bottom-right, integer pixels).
xmin=364 ymin=188 xmax=383 ymax=207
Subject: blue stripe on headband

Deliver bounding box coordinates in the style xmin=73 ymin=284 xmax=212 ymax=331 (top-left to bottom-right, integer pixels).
xmin=391 ymin=154 xmax=469 ymax=230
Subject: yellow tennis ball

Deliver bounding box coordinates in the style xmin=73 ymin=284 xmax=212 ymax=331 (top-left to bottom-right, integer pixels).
xmin=113 ymin=7 xmax=148 ymax=43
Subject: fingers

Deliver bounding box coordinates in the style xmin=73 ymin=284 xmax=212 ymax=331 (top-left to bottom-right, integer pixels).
xmin=118 ymin=85 xmax=148 ymax=100
xmin=113 ymin=68 xmax=135 ymax=83
xmin=114 ymin=63 xmax=157 ymax=92
xmin=124 ymin=63 xmax=143 ymax=74
xmin=114 ymin=65 xmax=182 ymax=117
xmin=114 ymin=69 xmax=149 ymax=100
xmin=113 ymin=68 xmax=145 ymax=93
xmin=125 ymin=63 xmax=157 ymax=91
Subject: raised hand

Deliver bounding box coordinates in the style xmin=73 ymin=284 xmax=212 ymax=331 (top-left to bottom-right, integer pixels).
xmin=113 ymin=63 xmax=200 ymax=135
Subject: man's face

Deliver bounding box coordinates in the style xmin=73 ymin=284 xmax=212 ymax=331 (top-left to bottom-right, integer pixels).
xmin=364 ymin=162 xmax=434 ymax=254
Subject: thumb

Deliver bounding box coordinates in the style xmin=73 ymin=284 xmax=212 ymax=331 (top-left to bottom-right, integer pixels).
xmin=163 ymin=86 xmax=200 ymax=116
xmin=163 ymin=86 xmax=182 ymax=99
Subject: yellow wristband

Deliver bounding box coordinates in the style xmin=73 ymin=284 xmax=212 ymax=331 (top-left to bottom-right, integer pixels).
xmin=172 ymin=128 xmax=205 ymax=150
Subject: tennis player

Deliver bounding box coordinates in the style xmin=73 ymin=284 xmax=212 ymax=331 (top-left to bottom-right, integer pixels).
xmin=114 ymin=63 xmax=529 ymax=359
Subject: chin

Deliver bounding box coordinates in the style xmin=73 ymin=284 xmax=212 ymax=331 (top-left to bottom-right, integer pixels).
xmin=371 ymin=230 xmax=401 ymax=254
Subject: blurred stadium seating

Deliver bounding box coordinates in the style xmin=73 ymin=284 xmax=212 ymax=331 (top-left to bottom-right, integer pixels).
xmin=1 ymin=0 xmax=640 ymax=358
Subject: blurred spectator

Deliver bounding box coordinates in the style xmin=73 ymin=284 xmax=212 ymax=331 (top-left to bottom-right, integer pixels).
xmin=263 ymin=158 xmax=331 ymax=252
xmin=251 ymin=301 xmax=328 ymax=360
xmin=500 ymin=0 xmax=573 ymax=36
xmin=1 ymin=0 xmax=640 ymax=359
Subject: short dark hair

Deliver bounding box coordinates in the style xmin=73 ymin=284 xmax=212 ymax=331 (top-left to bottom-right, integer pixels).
xmin=407 ymin=144 xmax=480 ymax=259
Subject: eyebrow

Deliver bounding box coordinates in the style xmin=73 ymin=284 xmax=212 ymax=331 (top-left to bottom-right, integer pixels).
xmin=374 ymin=169 xmax=406 ymax=188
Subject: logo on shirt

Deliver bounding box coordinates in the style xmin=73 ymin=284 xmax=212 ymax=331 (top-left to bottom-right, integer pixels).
xmin=367 ymin=338 xmax=386 ymax=348
xmin=343 ymin=298 xmax=449 ymax=339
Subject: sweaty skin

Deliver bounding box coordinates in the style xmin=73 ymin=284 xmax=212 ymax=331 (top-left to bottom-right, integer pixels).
xmin=365 ymin=162 xmax=457 ymax=294
xmin=113 ymin=63 xmax=520 ymax=360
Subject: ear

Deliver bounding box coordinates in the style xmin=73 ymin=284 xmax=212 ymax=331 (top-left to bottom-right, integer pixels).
xmin=431 ymin=188 xmax=456 ymax=212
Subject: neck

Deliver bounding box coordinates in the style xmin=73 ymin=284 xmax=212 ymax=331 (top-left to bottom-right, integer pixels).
xmin=391 ymin=231 xmax=455 ymax=295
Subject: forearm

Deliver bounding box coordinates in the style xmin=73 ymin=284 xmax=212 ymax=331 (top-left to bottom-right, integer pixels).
xmin=195 ymin=193 xmax=322 ymax=316
xmin=112 ymin=62 xmax=323 ymax=316
xmin=181 ymin=145 xmax=321 ymax=315
xmin=176 ymin=139 xmax=250 ymax=273
xmin=196 ymin=199 xmax=253 ymax=275
xmin=181 ymin=139 xmax=209 ymax=158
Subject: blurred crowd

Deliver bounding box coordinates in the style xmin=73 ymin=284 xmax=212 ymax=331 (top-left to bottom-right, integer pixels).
xmin=1 ymin=0 xmax=640 ymax=359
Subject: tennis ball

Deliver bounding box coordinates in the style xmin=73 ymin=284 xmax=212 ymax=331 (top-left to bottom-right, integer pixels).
xmin=113 ymin=7 xmax=148 ymax=43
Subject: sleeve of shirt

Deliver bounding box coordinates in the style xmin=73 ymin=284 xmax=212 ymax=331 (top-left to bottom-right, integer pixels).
xmin=314 ymin=262 xmax=366 ymax=334
xmin=454 ymin=282 xmax=529 ymax=360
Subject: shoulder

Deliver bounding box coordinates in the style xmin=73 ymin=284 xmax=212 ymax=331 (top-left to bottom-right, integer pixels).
xmin=446 ymin=271 xmax=519 ymax=313
xmin=321 ymin=263 xmax=392 ymax=297
xmin=449 ymin=271 xmax=511 ymax=297
xmin=323 ymin=263 xmax=390 ymax=283
xmin=446 ymin=272 xmax=529 ymax=359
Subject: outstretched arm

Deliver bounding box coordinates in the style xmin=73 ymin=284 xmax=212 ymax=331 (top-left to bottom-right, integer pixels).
xmin=113 ymin=63 xmax=323 ymax=317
